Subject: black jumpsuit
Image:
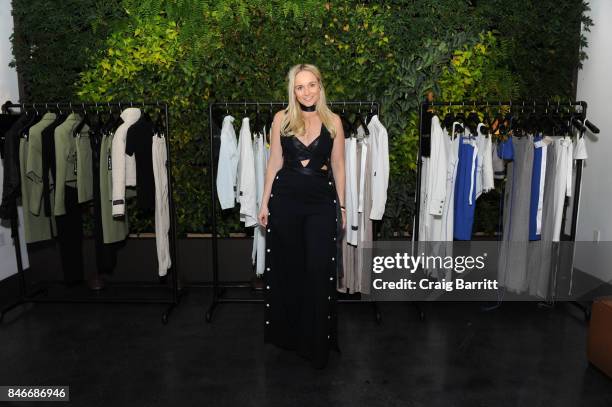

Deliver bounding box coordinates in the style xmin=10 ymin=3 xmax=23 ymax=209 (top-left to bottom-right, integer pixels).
xmin=264 ymin=123 xmax=339 ymax=368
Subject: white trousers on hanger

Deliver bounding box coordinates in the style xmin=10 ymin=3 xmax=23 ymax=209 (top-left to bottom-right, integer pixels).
xmin=153 ymin=134 xmax=171 ymax=276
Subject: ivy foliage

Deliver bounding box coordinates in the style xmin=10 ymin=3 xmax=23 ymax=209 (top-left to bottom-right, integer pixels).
xmin=10 ymin=0 xmax=126 ymax=101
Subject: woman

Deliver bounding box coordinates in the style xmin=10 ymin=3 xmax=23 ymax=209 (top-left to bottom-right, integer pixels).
xmin=258 ymin=64 xmax=346 ymax=368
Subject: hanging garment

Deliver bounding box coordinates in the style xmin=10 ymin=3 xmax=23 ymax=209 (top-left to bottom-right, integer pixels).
xmin=492 ymin=143 xmax=506 ymax=180
xmin=417 ymin=117 xmax=456 ymax=280
xmin=111 ymin=108 xmax=141 ymax=217
xmin=475 ymin=123 xmax=494 ymax=199
xmin=528 ymin=134 xmax=549 ymax=241
xmin=25 ymin=113 xmax=56 ymax=216
xmin=90 ymin=126 xmax=118 ymax=274
xmin=53 ymin=113 xmax=81 ymax=216
xmin=453 ymin=133 xmax=479 ymax=240
xmin=418 ymin=115 xmax=449 ymax=241
xmin=75 ymin=124 xmax=93 ymax=203
xmin=562 ymin=133 xmax=589 ymax=237
xmin=551 ymin=137 xmax=573 ymax=242
xmin=497 ymin=136 xmax=533 ymax=294
xmin=216 ymin=115 xmax=238 ymax=210
xmin=527 ymin=142 xmax=558 ymax=299
xmin=236 ymin=118 xmax=257 ymax=227
xmin=368 ymin=115 xmax=389 ymax=220
xmin=339 ymin=128 xmax=360 ymax=293
xmin=252 ymin=128 xmax=268 ymax=276
xmin=40 ymin=114 xmax=67 ymax=217
xmin=55 ymin=185 xmax=84 ymax=284
xmin=497 ymin=136 xmax=514 ymax=160
xmin=338 ymin=126 xmax=374 ymax=294
xmin=0 ymin=114 xmax=20 ymax=160
xmin=0 ymin=114 xmax=29 ymax=220
xmin=125 ymin=115 xmax=156 ymax=211
xmin=264 ymin=123 xmax=338 ymax=368
xmin=355 ymin=133 xmax=374 ymax=294
xmin=344 ymin=137 xmax=358 ymax=245
xmin=101 ymin=132 xmax=130 ymax=244
xmin=152 ymin=133 xmax=171 ymax=276
xmin=19 ymin=136 xmax=56 ymax=243
xmin=574 ymin=135 xmax=588 ymax=160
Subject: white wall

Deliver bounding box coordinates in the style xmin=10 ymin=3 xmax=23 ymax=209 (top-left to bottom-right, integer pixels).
xmin=0 ymin=3 xmax=29 ymax=281
xmin=574 ymin=0 xmax=612 ymax=282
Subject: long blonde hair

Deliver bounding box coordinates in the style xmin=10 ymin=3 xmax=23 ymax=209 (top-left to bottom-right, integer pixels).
xmin=281 ymin=63 xmax=337 ymax=138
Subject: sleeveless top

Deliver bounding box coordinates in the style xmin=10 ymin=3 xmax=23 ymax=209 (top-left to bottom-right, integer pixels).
xmin=281 ymin=123 xmax=333 ymax=172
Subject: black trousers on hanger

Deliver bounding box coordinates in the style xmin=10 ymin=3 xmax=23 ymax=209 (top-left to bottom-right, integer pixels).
xmin=91 ymin=133 xmax=117 ymax=275
xmin=55 ymin=186 xmax=84 ymax=284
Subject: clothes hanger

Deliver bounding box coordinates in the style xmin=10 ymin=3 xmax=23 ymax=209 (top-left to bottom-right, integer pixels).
xmin=154 ymin=103 xmax=166 ymax=137
xmin=20 ymin=103 xmax=44 ymax=137
xmin=351 ymin=102 xmax=370 ymax=137
xmin=339 ymin=103 xmax=353 ymax=137
xmin=465 ymin=102 xmax=481 ymax=135
xmin=365 ymin=102 xmax=376 ymax=124
xmin=73 ymin=102 xmax=91 ymax=137
xmin=442 ymin=105 xmax=455 ymax=132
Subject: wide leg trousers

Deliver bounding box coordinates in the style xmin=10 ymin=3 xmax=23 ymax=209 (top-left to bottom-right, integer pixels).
xmin=264 ymin=167 xmax=339 ymax=368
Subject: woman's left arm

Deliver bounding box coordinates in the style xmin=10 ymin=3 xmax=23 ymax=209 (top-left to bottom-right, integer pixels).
xmin=330 ymin=114 xmax=346 ymax=228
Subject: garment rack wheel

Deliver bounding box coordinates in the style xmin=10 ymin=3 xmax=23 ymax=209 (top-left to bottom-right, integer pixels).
xmin=0 ymin=300 xmax=25 ymax=323
xmin=371 ymin=302 xmax=382 ymax=324
xmin=205 ymin=300 xmax=218 ymax=323
xmin=412 ymin=302 xmax=425 ymax=321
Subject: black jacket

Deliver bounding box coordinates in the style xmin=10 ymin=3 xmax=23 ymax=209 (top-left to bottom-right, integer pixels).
xmin=0 ymin=114 xmax=28 ymax=220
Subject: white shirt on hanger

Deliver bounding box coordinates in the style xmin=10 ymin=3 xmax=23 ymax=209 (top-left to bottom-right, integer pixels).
xmin=552 ymin=137 xmax=573 ymax=241
xmin=237 ymin=118 xmax=257 ymax=227
xmin=216 ymin=115 xmax=238 ymax=210
xmin=475 ymin=123 xmax=494 ymax=199
xmin=368 ymin=115 xmax=389 ymax=220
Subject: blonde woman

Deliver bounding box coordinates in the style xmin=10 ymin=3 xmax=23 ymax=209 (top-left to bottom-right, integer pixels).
xmin=258 ymin=64 xmax=346 ymax=368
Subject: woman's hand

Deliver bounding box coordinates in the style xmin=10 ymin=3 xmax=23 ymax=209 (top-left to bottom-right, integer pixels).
xmin=258 ymin=205 xmax=269 ymax=227
xmin=341 ymin=209 xmax=346 ymax=230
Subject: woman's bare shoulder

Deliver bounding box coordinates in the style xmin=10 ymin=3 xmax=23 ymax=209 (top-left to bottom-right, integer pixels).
xmin=273 ymin=109 xmax=287 ymax=123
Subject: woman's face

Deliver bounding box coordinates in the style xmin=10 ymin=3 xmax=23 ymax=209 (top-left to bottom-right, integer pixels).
xmin=294 ymin=70 xmax=321 ymax=107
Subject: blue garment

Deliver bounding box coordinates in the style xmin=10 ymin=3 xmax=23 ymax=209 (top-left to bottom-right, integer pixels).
xmin=497 ymin=136 xmax=514 ymax=160
xmin=454 ymin=135 xmax=478 ymax=240
xmin=529 ymin=135 xmax=543 ymax=241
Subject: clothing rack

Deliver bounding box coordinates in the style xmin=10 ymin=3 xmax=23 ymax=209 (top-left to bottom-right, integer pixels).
xmin=205 ymin=100 xmax=383 ymax=323
xmin=0 ymin=101 xmax=181 ymax=324
xmin=415 ymin=99 xmax=600 ymax=320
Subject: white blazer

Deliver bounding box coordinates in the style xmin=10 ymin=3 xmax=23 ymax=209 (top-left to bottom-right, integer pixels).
xmin=368 ymin=115 xmax=389 ymax=220
xmin=216 ymin=115 xmax=238 ymax=210
xmin=237 ymin=118 xmax=257 ymax=227
xmin=111 ymin=108 xmax=141 ymax=217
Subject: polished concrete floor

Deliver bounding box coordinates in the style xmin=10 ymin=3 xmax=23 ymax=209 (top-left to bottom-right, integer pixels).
xmin=1 ymin=289 xmax=611 ymax=407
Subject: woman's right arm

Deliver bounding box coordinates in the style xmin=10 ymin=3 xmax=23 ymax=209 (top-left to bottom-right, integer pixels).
xmin=258 ymin=111 xmax=284 ymax=227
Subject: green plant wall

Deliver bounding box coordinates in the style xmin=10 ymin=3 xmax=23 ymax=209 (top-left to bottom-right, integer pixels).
xmin=9 ymin=0 xmax=592 ymax=237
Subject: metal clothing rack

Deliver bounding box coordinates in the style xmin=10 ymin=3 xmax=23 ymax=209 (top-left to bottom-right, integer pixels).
xmin=205 ymin=100 xmax=383 ymax=323
xmin=0 ymin=101 xmax=181 ymax=324
xmin=415 ymin=100 xmax=600 ymax=319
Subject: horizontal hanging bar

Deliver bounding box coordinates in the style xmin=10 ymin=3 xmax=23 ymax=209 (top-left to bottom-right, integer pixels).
xmin=4 ymin=101 xmax=168 ymax=108
xmin=422 ymin=100 xmax=587 ymax=108
xmin=211 ymin=100 xmax=380 ymax=109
